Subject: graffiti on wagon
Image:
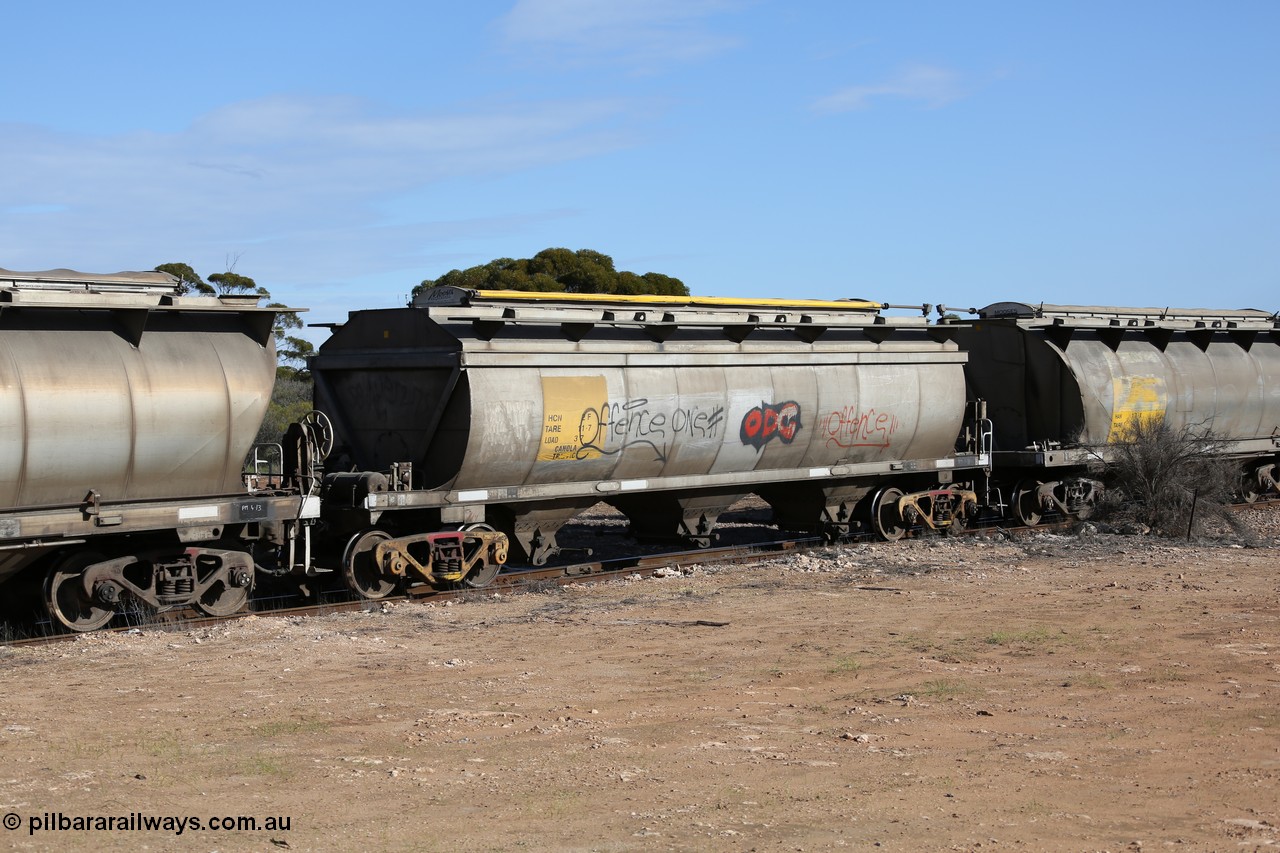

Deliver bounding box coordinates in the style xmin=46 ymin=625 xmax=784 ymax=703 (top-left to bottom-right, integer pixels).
xmin=818 ymin=406 xmax=900 ymax=450
xmin=539 ymin=376 xmax=725 ymax=463
xmin=739 ymin=401 xmax=802 ymax=450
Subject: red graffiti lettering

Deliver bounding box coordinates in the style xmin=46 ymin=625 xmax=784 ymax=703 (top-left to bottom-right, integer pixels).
xmin=741 ymin=401 xmax=802 ymax=449
xmin=818 ymin=406 xmax=900 ymax=449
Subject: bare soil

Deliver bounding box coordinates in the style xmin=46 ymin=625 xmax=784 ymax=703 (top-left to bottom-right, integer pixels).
xmin=2 ymin=511 xmax=1278 ymax=852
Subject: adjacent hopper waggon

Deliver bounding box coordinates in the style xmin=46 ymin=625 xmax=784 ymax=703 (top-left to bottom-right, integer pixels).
xmin=952 ymin=303 xmax=1280 ymax=524
xmin=0 ymin=269 xmax=313 ymax=631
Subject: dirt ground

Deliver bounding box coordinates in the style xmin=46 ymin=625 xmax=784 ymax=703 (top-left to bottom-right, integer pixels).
xmin=2 ymin=511 xmax=1278 ymax=852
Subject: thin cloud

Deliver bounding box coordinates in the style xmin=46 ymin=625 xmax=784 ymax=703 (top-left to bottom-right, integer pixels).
xmin=498 ymin=0 xmax=742 ymax=71
xmin=812 ymin=65 xmax=966 ymax=114
xmin=0 ymin=94 xmax=636 ymax=283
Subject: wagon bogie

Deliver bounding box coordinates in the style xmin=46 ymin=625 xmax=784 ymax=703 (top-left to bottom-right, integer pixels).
xmin=40 ymin=542 xmax=257 ymax=630
xmin=1241 ymin=460 xmax=1279 ymax=503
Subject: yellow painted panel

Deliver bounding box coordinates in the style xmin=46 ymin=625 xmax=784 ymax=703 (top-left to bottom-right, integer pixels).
xmin=539 ymin=376 xmax=607 ymax=461
xmin=1108 ymin=375 xmax=1166 ymax=442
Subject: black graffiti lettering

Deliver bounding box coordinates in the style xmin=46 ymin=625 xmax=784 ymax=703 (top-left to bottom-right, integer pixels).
xmin=573 ymin=399 xmax=727 ymax=462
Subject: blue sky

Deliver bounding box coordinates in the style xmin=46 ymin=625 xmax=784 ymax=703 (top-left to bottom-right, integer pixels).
xmin=2 ymin=1 xmax=1276 ymax=335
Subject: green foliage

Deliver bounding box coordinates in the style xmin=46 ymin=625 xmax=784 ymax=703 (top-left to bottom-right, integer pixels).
xmin=268 ymin=302 xmax=302 ymax=331
xmin=207 ymin=271 xmax=269 ymax=298
xmin=155 ymin=262 xmax=309 ymax=378
xmin=278 ymin=336 xmax=315 ymax=373
xmin=410 ymin=248 xmax=689 ymax=300
xmin=154 ymin=262 xmax=212 ymax=295
xmin=266 ymin=301 xmax=309 ymax=374
xmin=257 ymin=374 xmax=314 ymax=444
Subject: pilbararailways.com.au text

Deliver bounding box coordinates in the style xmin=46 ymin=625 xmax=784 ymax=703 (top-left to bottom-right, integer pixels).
xmin=6 ymin=812 xmax=292 ymax=836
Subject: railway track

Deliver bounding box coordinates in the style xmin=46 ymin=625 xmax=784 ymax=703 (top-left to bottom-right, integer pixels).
xmin=5 ymin=497 xmax=1275 ymax=649
xmin=1 ymin=533 xmax=815 ymax=647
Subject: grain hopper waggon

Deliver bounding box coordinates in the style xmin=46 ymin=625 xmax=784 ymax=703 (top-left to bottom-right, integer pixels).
xmin=951 ymin=302 xmax=1280 ymax=523
xmin=309 ymin=287 xmax=993 ymax=595
xmin=0 ymin=268 xmax=315 ymax=630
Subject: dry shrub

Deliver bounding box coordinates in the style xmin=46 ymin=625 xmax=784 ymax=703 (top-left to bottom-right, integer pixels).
xmin=1090 ymin=419 xmax=1246 ymax=538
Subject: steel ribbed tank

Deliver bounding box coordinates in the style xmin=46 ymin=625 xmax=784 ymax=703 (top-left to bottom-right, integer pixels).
xmin=956 ymin=302 xmax=1280 ymax=452
xmin=0 ymin=269 xmax=281 ymax=510
xmin=313 ymin=288 xmax=969 ymax=493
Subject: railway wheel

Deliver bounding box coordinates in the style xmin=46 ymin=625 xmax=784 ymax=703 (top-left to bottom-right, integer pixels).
xmin=870 ymin=487 xmax=907 ymax=542
xmin=1013 ymin=480 xmax=1043 ymax=527
xmin=44 ymin=552 xmax=114 ymax=633
xmin=1240 ymin=469 xmax=1263 ymax=504
xmin=342 ymin=529 xmax=396 ymax=599
xmin=461 ymin=523 xmax=504 ymax=589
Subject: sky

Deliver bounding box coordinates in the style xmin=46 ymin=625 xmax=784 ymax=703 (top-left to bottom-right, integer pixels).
xmin=2 ymin=1 xmax=1277 ymax=338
